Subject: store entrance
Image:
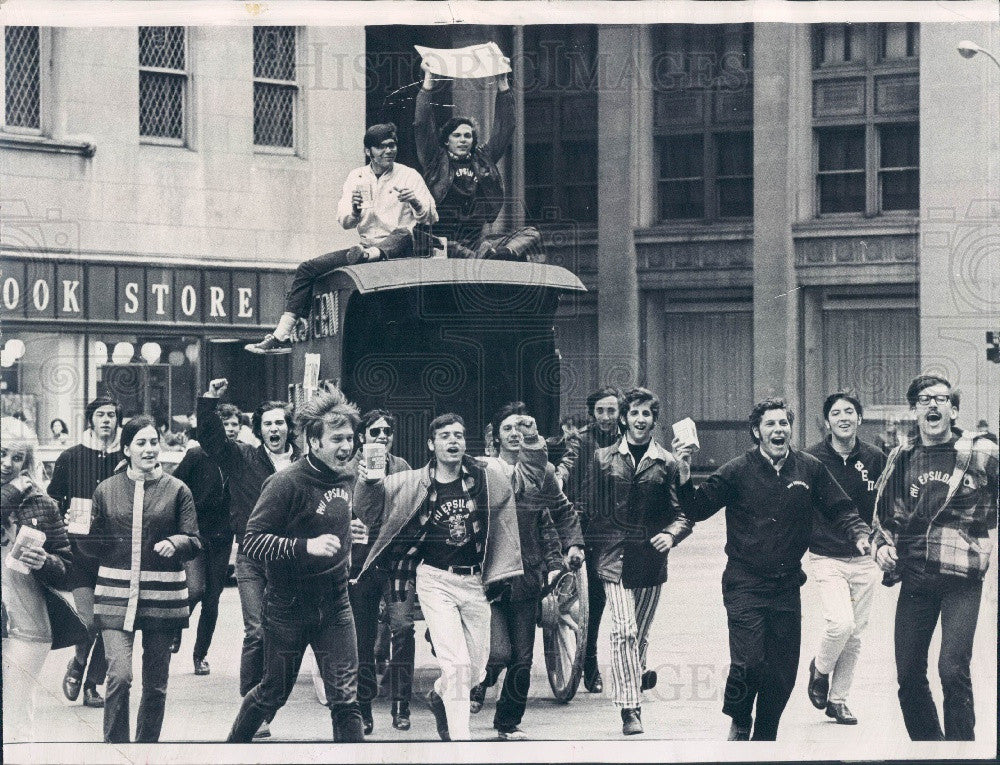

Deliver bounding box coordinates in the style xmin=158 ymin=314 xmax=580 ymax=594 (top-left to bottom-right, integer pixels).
xmin=203 ymin=341 xmax=289 ymax=416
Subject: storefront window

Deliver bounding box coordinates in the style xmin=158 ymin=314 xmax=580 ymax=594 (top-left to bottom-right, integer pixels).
xmin=90 ymin=334 xmax=201 ymax=449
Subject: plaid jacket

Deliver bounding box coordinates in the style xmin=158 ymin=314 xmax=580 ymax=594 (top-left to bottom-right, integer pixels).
xmin=872 ymin=433 xmax=999 ymax=580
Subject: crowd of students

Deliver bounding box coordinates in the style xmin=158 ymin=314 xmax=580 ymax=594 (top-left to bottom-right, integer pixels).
xmin=2 ymin=371 xmax=995 ymax=745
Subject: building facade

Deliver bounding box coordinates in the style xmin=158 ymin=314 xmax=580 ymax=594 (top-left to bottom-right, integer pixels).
xmin=2 ymin=21 xmax=997 ymax=468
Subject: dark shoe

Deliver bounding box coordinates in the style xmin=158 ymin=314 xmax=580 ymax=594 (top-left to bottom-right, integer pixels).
xmin=497 ymin=726 xmax=528 ymax=741
xmin=621 ymin=707 xmax=643 ymax=736
xmin=194 ymin=657 xmax=210 ymax=676
xmin=62 ymin=659 xmax=84 ymax=702
xmin=469 ymin=682 xmax=486 ymax=714
xmin=170 ymin=633 xmax=181 ymax=654
xmin=807 ymin=658 xmax=830 ymax=709
xmin=245 ymin=333 xmax=292 ymax=355
xmin=391 ymin=701 xmax=411 ymax=731
xmin=583 ymin=669 xmax=603 ymax=694
xmin=727 ymin=720 xmax=751 ymax=740
xmin=82 ymin=685 xmax=104 ymax=708
xmin=640 ymin=670 xmax=657 ymax=691
xmin=825 ymin=702 xmax=858 ymax=725
xmin=426 ymin=689 xmax=450 ymax=741
xmin=360 ymin=702 xmax=374 ymax=735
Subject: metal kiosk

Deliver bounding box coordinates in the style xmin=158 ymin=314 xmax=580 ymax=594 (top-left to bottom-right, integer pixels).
xmin=288 ymin=257 xmax=590 ymax=701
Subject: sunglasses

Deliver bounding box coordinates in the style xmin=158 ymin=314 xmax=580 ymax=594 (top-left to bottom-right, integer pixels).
xmin=368 ymin=426 xmax=394 ymax=437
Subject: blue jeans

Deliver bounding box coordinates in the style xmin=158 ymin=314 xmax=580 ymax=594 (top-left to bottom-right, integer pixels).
xmin=227 ymin=582 xmax=362 ymax=742
xmin=895 ymin=572 xmax=983 ymax=741
xmin=386 ymin=584 xmax=416 ymax=703
xmin=102 ymin=628 xmax=173 ymax=743
xmin=234 ymin=552 xmax=266 ymax=697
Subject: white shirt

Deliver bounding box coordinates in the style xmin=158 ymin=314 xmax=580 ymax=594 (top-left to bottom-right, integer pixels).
xmin=336 ymin=162 xmax=437 ymax=247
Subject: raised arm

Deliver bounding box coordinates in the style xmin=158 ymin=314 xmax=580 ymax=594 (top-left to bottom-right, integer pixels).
xmin=196 ymin=379 xmax=239 ymax=472
xmin=484 ymin=83 xmax=515 ymax=165
xmin=414 ymin=63 xmax=439 ymax=173
xmin=672 ymin=439 xmax=737 ymax=523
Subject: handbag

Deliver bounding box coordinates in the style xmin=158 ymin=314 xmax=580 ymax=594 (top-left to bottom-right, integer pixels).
xmin=41 ymin=583 xmax=89 ymax=650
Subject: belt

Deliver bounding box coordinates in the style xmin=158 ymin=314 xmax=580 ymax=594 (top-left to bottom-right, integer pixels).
xmin=425 ymin=562 xmax=482 ymax=576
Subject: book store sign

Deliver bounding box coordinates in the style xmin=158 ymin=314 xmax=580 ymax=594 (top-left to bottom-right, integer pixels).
xmin=0 ymin=258 xmax=287 ymax=326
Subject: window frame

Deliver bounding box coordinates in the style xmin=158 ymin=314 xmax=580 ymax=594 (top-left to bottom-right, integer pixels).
xmin=138 ymin=26 xmax=190 ymax=147
xmin=1 ymin=26 xmax=51 ymax=137
xmin=523 ymin=25 xmax=598 ymax=226
xmin=252 ymin=25 xmax=300 ymax=156
xmin=651 ymin=24 xmax=754 ymax=224
xmin=812 ymin=23 xmax=919 ymax=218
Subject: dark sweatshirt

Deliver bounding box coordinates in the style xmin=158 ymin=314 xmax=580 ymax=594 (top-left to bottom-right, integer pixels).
xmin=806 ymin=436 xmax=886 ymax=558
xmin=678 ymin=447 xmax=871 ymax=579
xmin=242 ymin=454 xmax=355 ymax=595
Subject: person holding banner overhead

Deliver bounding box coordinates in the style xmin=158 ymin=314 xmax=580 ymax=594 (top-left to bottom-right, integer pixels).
xmin=415 ymin=47 xmax=542 ymax=262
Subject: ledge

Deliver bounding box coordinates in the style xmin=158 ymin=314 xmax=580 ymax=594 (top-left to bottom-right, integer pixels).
xmin=792 ymin=216 xmax=919 ymax=238
xmin=0 ymin=134 xmax=96 ymax=158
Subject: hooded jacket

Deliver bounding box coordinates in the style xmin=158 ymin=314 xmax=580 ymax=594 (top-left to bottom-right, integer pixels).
xmin=356 ymin=438 xmax=547 ymax=598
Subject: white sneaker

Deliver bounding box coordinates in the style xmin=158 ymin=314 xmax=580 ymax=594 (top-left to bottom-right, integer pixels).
xmin=253 ymin=721 xmax=271 ymax=739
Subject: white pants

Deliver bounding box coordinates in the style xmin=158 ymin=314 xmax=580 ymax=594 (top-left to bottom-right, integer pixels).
xmin=602 ymin=579 xmax=662 ymax=709
xmin=810 ymin=553 xmax=879 ymax=703
xmin=2 ymin=638 xmax=50 ymax=743
xmin=415 ymin=563 xmax=492 ymax=740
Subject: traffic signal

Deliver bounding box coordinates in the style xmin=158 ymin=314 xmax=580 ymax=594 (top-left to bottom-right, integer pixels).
xmin=988 ymin=331 xmax=1000 ymax=364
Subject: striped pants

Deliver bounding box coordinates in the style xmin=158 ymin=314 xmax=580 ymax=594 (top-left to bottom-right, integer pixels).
xmin=602 ymin=579 xmax=662 ymax=709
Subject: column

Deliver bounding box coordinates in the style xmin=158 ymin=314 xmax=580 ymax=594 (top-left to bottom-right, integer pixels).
xmin=752 ymin=24 xmax=798 ymax=409
xmin=596 ymin=25 xmax=641 ymax=389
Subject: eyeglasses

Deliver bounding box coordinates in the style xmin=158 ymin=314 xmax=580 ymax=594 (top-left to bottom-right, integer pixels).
xmin=368 ymin=426 xmax=393 ymax=437
xmin=915 ymin=394 xmax=951 ymax=406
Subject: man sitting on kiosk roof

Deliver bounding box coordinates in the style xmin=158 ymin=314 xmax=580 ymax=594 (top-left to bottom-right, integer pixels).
xmin=246 ymin=123 xmax=437 ymax=355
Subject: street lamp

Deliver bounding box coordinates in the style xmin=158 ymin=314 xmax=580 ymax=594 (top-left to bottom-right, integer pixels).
xmin=957 ymin=40 xmax=1000 ymax=70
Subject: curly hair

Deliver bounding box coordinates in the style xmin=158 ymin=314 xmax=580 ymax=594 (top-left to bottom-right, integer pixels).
xmin=296 ymin=388 xmax=360 ymax=445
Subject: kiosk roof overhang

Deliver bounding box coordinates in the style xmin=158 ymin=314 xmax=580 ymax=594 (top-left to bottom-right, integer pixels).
xmin=324 ymin=259 xmax=587 ymax=295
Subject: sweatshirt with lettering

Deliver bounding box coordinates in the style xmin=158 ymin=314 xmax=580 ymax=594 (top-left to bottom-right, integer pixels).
xmin=806 ymin=436 xmax=886 ymax=558
xmin=242 ymin=454 xmax=355 ymax=596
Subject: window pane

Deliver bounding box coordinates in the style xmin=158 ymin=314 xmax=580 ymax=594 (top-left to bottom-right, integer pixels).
xmin=819 ymin=172 xmax=865 ymax=213
xmin=660 ymin=180 xmax=704 ymax=219
xmin=253 ymin=26 xmax=296 ymax=81
xmin=717 ymin=132 xmax=752 ymax=176
xmin=818 ymin=128 xmax=865 ymax=171
xmin=659 ymin=135 xmax=704 ymax=179
xmin=880 ymin=124 xmax=918 ymax=168
xmin=525 ymin=186 xmax=555 ymax=220
xmin=139 ymin=72 xmax=184 ymax=139
xmin=525 ymin=142 xmax=554 ymax=185
xmin=253 ymin=82 xmax=294 ymax=147
xmin=881 ymin=169 xmax=918 ymax=210
xmin=880 ymin=23 xmax=918 ymax=60
xmin=718 ymin=177 xmax=753 ymax=217
xmin=139 ymin=27 xmax=185 ymax=71
xmin=562 ymin=141 xmax=597 ymax=183
xmin=5 ymin=26 xmax=40 ymax=129
xmin=565 ymin=184 xmax=597 ymax=222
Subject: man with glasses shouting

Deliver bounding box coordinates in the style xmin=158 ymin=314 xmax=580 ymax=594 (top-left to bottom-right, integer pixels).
xmin=872 ymin=375 xmax=998 ymax=741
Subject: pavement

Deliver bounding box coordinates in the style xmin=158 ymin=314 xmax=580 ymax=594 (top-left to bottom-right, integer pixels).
xmin=5 ymin=512 xmax=997 ymax=763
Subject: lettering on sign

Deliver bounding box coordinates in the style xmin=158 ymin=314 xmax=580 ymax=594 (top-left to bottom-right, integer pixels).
xmin=312 ymin=291 xmax=340 ymax=340
xmin=1 ymin=261 xmax=260 ymax=325
xmin=2 ymin=278 xmax=20 ymax=309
